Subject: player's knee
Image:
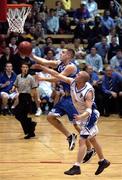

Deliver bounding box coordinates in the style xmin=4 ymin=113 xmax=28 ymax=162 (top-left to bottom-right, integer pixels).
xmin=47 ymin=114 xmax=55 ymax=122
xmin=79 ymin=138 xmax=86 ymax=147
xmin=90 ymin=136 xmax=96 ymax=143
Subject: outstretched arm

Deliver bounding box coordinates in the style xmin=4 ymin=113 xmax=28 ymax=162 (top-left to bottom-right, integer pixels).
xmin=39 ymin=65 xmax=73 ymax=84
xmin=31 ymin=54 xmax=59 ymax=68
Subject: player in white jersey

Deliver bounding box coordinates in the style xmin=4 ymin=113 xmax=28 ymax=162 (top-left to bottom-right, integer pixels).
xmin=31 ymin=49 xmax=95 ymax=155
xmin=36 ymin=65 xmax=110 ymax=176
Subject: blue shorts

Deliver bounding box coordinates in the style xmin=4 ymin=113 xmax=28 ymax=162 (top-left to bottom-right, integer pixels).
xmin=80 ymin=109 xmax=100 ymax=139
xmin=49 ymin=95 xmax=78 ymax=122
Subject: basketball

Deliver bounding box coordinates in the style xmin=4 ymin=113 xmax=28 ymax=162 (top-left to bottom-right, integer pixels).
xmin=18 ymin=41 xmax=32 ymax=56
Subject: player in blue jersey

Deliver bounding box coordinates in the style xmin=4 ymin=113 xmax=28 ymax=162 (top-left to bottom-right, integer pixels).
xmin=31 ymin=49 xmax=95 ymax=156
xmin=35 ymin=65 xmax=110 ymax=176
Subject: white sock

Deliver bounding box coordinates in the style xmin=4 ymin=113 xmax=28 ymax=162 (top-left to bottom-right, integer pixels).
xmin=100 ymin=159 xmax=105 ymax=162
xmin=74 ymin=162 xmax=80 ymax=166
xmin=87 ymin=149 xmax=93 ymax=153
xmin=37 ymin=107 xmax=41 ymax=110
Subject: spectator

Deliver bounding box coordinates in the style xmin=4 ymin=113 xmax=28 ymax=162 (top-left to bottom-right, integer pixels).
xmin=0 ymin=47 xmax=13 ymax=73
xmin=12 ymin=51 xmax=33 ymax=75
xmin=95 ymin=36 xmax=110 ymax=63
xmin=106 ymin=28 xmax=119 ymax=44
xmin=55 ymin=0 xmax=66 ymax=17
xmin=46 ymin=9 xmax=59 ymax=34
xmin=39 ymin=3 xmax=48 ymax=22
xmin=101 ymin=10 xmax=115 ymax=35
xmin=0 ymin=63 xmax=18 ymax=115
xmin=74 ymin=38 xmax=86 ymax=60
xmin=0 ymin=40 xmax=6 ymax=57
xmin=116 ymin=23 xmax=122 ymax=48
xmin=36 ymin=71 xmax=53 ymax=113
xmin=102 ymin=66 xmax=122 ymax=117
xmin=31 ymin=39 xmax=42 ymax=57
xmin=85 ymin=64 xmax=104 ymax=115
xmin=59 ymin=14 xmax=72 ymax=34
xmin=41 ymin=37 xmax=57 ymax=56
xmin=74 ymin=18 xmax=90 ymax=44
xmin=107 ymin=36 xmax=120 ymax=63
xmin=73 ymin=2 xmax=90 ymax=23
xmin=86 ymin=47 xmax=103 ymax=73
xmin=44 ymin=49 xmax=55 ymax=60
xmin=86 ymin=0 xmax=98 ymax=18
xmin=9 ymin=37 xmax=17 ymax=55
xmin=55 ymin=40 xmax=66 ymax=60
xmin=109 ymin=0 xmax=119 ymax=18
xmin=110 ymin=49 xmax=122 ymax=73
xmin=34 ymin=22 xmax=45 ymax=44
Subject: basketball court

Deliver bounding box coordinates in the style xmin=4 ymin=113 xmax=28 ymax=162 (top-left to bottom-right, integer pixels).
xmin=0 ymin=115 xmax=122 ymax=180
xmin=0 ymin=0 xmax=122 ymax=179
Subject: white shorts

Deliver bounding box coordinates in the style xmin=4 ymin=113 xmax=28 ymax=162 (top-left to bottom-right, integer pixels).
xmin=1 ymin=92 xmax=18 ymax=100
xmin=80 ymin=125 xmax=99 ymax=139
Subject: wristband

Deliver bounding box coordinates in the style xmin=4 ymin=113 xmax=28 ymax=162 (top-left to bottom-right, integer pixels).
xmin=86 ymin=108 xmax=92 ymax=115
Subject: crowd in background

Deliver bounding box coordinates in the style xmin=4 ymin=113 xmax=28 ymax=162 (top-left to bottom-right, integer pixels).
xmin=0 ymin=0 xmax=122 ymax=117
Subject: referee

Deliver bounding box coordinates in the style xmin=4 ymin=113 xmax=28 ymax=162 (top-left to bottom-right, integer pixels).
xmin=12 ymin=62 xmax=37 ymax=139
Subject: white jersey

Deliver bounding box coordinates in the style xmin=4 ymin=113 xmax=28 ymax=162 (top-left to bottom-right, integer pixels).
xmin=70 ymin=81 xmax=95 ymax=119
xmin=71 ymin=80 xmax=100 ymax=138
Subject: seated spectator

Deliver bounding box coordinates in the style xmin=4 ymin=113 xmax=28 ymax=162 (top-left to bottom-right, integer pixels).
xmin=0 ymin=40 xmax=6 ymax=57
xmin=106 ymin=28 xmax=119 ymax=44
xmin=59 ymin=14 xmax=72 ymax=34
xmin=107 ymin=36 xmax=120 ymax=63
xmin=116 ymin=22 xmax=122 ymax=48
xmin=55 ymin=0 xmax=66 ymax=17
xmin=85 ymin=64 xmax=104 ymax=115
xmin=35 ymin=12 xmax=47 ymax=31
xmin=87 ymin=15 xmax=106 ymax=48
xmin=46 ymin=9 xmax=59 ymax=34
xmin=85 ymin=64 xmax=99 ymax=85
xmin=44 ymin=49 xmax=56 ymax=60
xmin=39 ymin=3 xmax=48 ymax=22
xmin=0 ymin=47 xmax=13 ymax=73
xmin=109 ymin=0 xmax=119 ymax=18
xmin=110 ymin=49 xmax=122 ymax=73
xmin=41 ymin=37 xmax=57 ymax=56
xmin=36 ymin=71 xmax=53 ymax=113
xmin=55 ymin=40 xmax=67 ymax=60
xmin=9 ymin=37 xmax=17 ymax=55
xmin=0 ymin=63 xmax=18 ymax=115
xmin=101 ymin=66 xmax=122 ymax=117
xmin=85 ymin=47 xmax=103 ymax=73
xmin=74 ymin=18 xmax=90 ymax=44
xmin=101 ymin=10 xmax=115 ymax=35
xmin=86 ymin=0 xmax=98 ymax=18
xmin=23 ymin=26 xmax=36 ymax=40
xmin=31 ymin=39 xmax=42 ymax=57
xmin=95 ymin=36 xmax=110 ymax=64
xmin=73 ymin=38 xmax=86 ymax=58
xmin=34 ymin=22 xmax=45 ymax=44
xmin=12 ymin=51 xmax=33 ymax=75
xmin=73 ymin=2 xmax=90 ymax=23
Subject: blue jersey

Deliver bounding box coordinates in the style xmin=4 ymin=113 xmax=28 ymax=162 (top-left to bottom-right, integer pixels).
xmin=56 ymin=61 xmax=79 ymax=92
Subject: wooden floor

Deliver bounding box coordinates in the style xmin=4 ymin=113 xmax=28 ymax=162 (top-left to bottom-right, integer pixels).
xmin=0 ymin=114 xmax=122 ymax=180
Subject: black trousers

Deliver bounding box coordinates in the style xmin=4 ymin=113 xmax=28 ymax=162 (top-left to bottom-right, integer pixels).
xmin=103 ymin=93 xmax=121 ymax=115
xmin=14 ymin=93 xmax=34 ymax=135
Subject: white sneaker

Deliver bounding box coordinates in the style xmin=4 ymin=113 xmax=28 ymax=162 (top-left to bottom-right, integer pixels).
xmin=35 ymin=108 xmax=42 ymax=116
